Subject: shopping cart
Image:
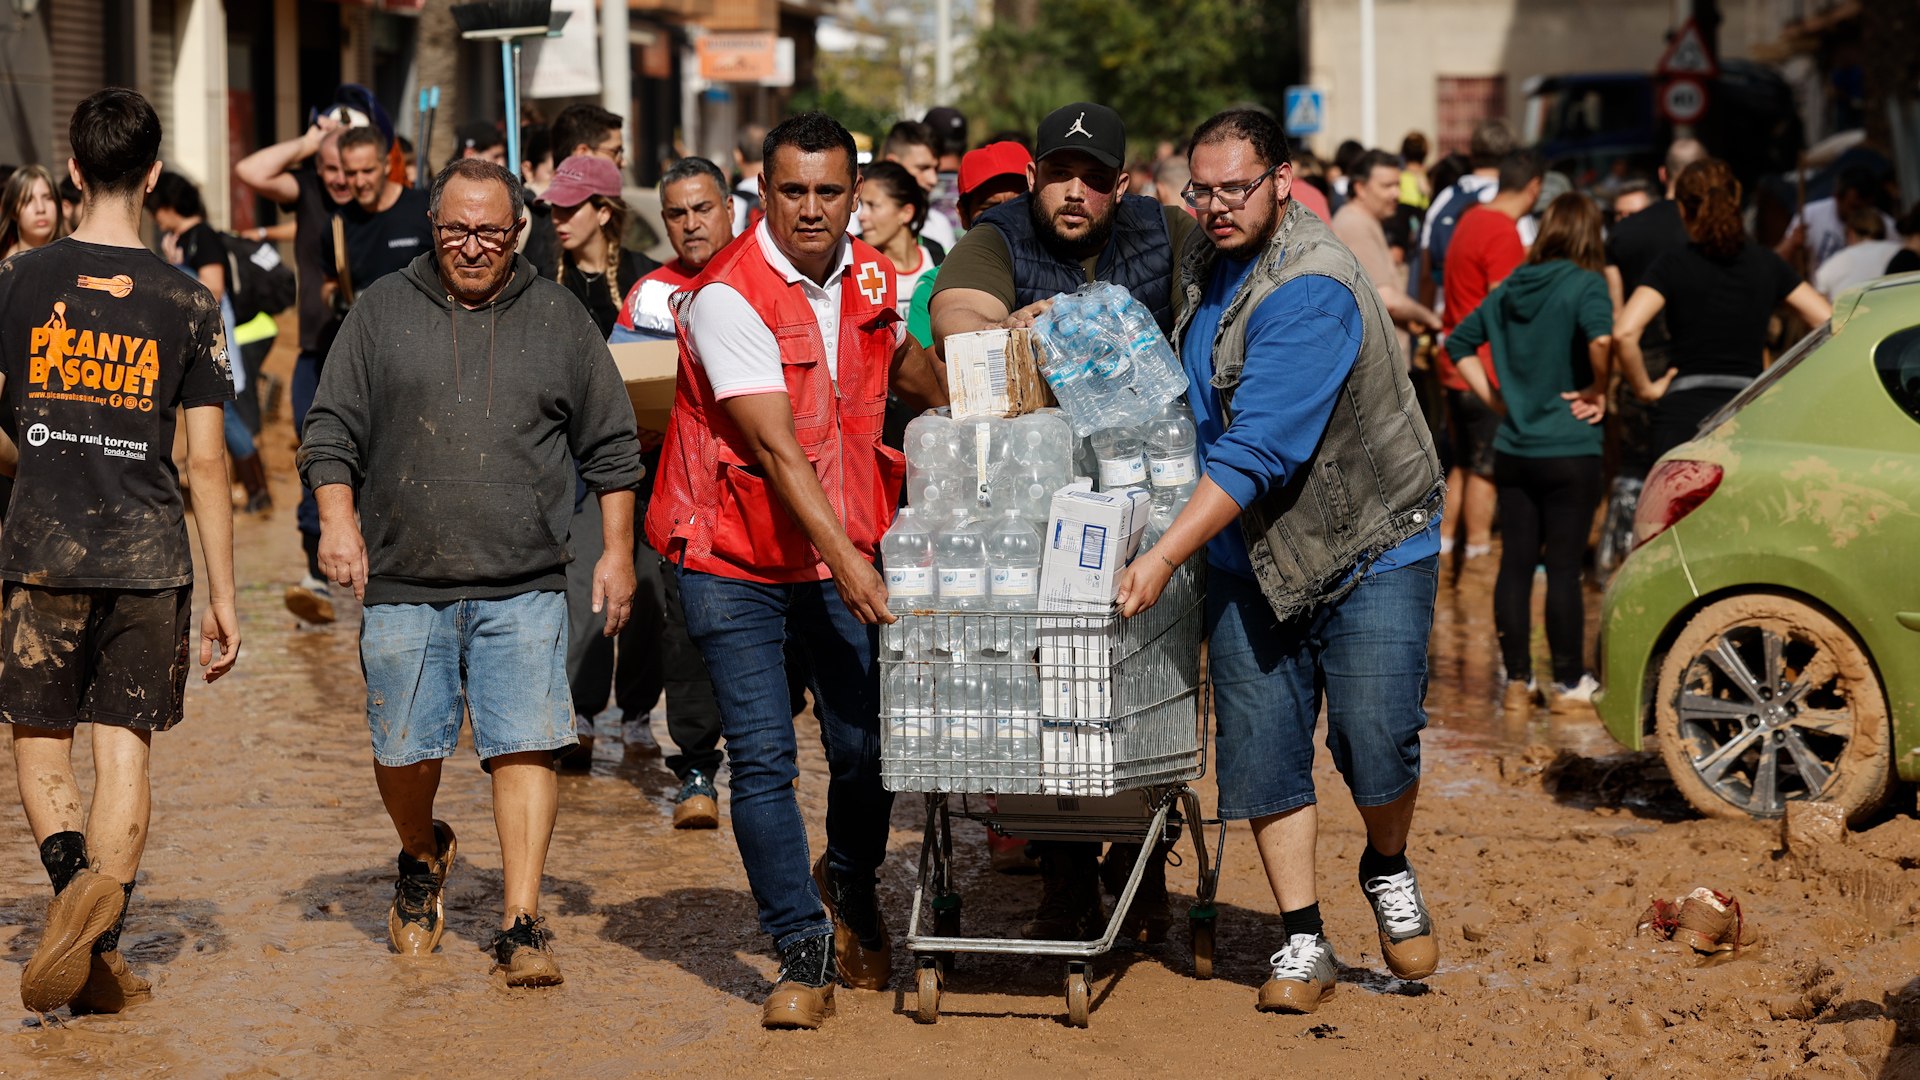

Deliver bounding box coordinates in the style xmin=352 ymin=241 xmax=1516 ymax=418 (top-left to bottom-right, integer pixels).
xmin=878 ymin=559 xmax=1222 ymax=1027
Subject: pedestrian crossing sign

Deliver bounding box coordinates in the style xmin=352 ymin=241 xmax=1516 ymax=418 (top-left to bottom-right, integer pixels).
xmin=1284 ymin=86 xmax=1325 ymax=137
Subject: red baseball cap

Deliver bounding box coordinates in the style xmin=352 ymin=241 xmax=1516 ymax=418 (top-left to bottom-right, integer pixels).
xmin=540 ymin=154 xmax=624 ymax=207
xmin=959 ymin=142 xmax=1032 ymax=198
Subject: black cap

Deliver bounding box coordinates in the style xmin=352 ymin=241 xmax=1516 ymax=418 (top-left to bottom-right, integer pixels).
xmin=923 ymin=106 xmax=968 ymax=153
xmin=1034 ymin=102 xmax=1125 ymax=169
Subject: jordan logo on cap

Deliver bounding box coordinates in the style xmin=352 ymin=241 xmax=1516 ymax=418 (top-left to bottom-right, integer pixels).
xmin=1066 ymin=112 xmax=1093 ymax=139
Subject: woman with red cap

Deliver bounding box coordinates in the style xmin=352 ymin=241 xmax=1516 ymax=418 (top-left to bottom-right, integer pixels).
xmin=542 ymin=154 xmax=659 ymax=339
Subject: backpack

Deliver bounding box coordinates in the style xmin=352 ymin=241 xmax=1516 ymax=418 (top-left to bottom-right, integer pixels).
xmin=221 ymin=233 xmax=298 ymax=324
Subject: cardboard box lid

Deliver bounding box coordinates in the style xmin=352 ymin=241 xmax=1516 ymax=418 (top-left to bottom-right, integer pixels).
xmin=610 ymin=340 xmax=678 ymax=434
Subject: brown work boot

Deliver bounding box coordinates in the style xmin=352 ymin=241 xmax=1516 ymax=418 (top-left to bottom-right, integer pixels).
xmin=1021 ymin=844 xmax=1105 ymax=940
xmin=762 ymin=933 xmax=836 ymax=1029
xmin=671 ymin=770 xmax=720 ymax=830
xmin=491 ymin=912 xmax=563 ymax=987
xmin=1099 ymin=842 xmax=1172 ymax=944
xmin=1672 ymin=887 xmax=1757 ymax=953
xmin=1257 ymin=933 xmax=1340 ymax=1014
xmin=811 ymin=855 xmax=891 ymax=990
xmin=68 ymin=951 xmax=152 ymax=1015
xmin=388 ymin=820 xmax=457 ymax=956
xmin=22 ymin=869 xmax=127 ymax=1015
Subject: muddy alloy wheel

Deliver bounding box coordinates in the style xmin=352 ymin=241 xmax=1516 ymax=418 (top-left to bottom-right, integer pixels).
xmin=1654 ymin=594 xmax=1892 ymax=823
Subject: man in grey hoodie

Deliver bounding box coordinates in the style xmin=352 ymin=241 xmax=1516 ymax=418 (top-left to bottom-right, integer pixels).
xmin=298 ymin=158 xmax=642 ymax=987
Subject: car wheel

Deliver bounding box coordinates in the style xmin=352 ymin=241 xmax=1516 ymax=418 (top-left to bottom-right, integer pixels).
xmin=1654 ymin=594 xmax=1891 ymax=823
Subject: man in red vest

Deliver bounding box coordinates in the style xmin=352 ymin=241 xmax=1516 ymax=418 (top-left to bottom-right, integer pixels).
xmin=646 ymin=113 xmax=942 ymax=1030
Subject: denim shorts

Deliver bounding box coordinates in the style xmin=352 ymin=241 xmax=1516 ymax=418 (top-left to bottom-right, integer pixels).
xmin=1205 ymin=557 xmax=1437 ymax=820
xmin=359 ymin=590 xmax=576 ymax=767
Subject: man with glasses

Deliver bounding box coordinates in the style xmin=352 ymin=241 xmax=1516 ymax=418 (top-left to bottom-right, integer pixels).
xmin=1116 ymin=109 xmax=1445 ymax=1016
xmin=930 ymin=101 xmax=1195 ymax=946
xmin=299 ymin=158 xmax=643 ymax=987
xmin=525 ymin=104 xmax=628 ymax=279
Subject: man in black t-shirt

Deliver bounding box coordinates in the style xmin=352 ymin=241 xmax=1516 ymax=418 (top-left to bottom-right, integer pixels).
xmin=0 ymin=88 xmax=241 ymax=1019
xmin=325 ymin=126 xmax=434 ymax=306
xmin=235 ymin=114 xmax=356 ymax=624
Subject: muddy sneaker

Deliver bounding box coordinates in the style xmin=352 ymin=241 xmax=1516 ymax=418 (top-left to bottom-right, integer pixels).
xmin=491 ymin=913 xmax=563 ymax=987
xmin=1099 ymin=843 xmax=1171 ymax=945
xmin=1502 ymin=679 xmax=1539 ymax=715
xmin=388 ymin=821 xmax=457 ymax=956
xmin=1672 ymin=887 xmax=1757 ymax=953
xmin=762 ymin=932 xmax=836 ymax=1029
xmin=624 ymin=718 xmax=662 ymax=758
xmin=21 ymin=870 xmax=127 ymax=1014
xmin=1361 ymin=865 xmax=1439 ymax=980
xmin=1257 ymin=933 xmax=1339 ymax=1013
xmin=1550 ymin=673 xmax=1601 ymax=713
xmin=68 ymin=951 xmax=151 ymax=1015
xmin=1020 ymin=847 xmax=1105 ymax=940
xmin=811 ymin=856 xmax=891 ymax=990
xmin=672 ymin=770 xmax=720 ymax=830
xmin=284 ymin=576 xmax=336 ymax=626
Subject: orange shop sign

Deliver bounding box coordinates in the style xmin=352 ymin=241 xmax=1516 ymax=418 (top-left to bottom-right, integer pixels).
xmin=697 ymin=32 xmax=778 ymax=82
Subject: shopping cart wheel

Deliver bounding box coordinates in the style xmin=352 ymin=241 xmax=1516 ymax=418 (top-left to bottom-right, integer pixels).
xmin=1190 ymin=913 xmax=1216 ymax=980
xmin=1064 ymin=964 xmax=1090 ymax=1028
xmin=915 ymin=960 xmax=942 ymax=1024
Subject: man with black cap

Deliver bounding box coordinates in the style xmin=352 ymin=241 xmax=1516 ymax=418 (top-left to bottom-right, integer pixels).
xmin=929 ymin=101 xmax=1196 ymax=945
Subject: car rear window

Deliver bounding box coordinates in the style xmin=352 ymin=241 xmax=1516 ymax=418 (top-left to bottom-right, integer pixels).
xmin=1698 ymin=323 xmax=1832 ymax=436
xmin=1874 ymin=324 xmax=1920 ymax=423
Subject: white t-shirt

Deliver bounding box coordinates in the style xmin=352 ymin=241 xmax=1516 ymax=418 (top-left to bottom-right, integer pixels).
xmin=1813 ymin=238 xmax=1903 ymax=297
xmin=1791 ymin=198 xmax=1899 ymax=269
xmin=893 ymin=244 xmax=936 ymax=321
xmin=685 ymin=222 xmax=905 ymax=400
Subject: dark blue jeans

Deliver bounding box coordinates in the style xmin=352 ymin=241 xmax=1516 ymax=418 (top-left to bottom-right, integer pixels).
xmin=293 ymin=350 xmax=321 ymax=539
xmin=677 ymin=569 xmax=893 ymax=951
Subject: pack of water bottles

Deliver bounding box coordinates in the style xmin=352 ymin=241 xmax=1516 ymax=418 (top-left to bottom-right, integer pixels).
xmin=1030 ymin=281 xmax=1188 ymax=437
xmin=900 ymin=408 xmax=1077 ymax=532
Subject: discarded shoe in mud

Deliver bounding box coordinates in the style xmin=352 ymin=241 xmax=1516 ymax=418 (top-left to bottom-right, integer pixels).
xmin=1635 ymin=887 xmax=1757 ymax=953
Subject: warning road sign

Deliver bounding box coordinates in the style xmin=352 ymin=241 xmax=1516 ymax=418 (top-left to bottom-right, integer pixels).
xmin=1659 ymin=77 xmax=1708 ymax=125
xmin=1657 ymin=18 xmax=1718 ymax=79
xmin=1284 ymin=86 xmax=1324 ymax=137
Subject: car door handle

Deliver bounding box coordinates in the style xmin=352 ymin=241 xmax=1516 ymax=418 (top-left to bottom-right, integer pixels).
xmin=1898 ymin=613 xmax=1920 ymax=632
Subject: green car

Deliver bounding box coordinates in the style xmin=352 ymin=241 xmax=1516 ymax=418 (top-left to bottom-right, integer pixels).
xmin=1596 ymin=275 xmax=1920 ymax=823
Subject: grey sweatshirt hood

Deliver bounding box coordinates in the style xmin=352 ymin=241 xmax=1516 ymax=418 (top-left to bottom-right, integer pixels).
xmin=401 ymin=253 xmax=543 ymax=416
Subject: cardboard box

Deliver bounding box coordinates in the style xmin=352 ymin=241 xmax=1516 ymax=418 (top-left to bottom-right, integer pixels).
xmin=1039 ymin=487 xmax=1151 ymax=613
xmin=1038 ymin=616 xmax=1115 ymax=720
xmin=943 ymin=328 xmax=1056 ymax=420
xmin=1042 ymin=720 xmax=1116 ymax=796
xmin=609 ymin=340 xmax=679 ymax=434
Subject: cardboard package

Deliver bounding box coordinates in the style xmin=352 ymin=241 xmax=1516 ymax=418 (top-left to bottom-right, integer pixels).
xmin=943 ymin=327 xmax=1056 ymax=420
xmin=1042 ymin=720 xmax=1116 ymax=796
xmin=1039 ymin=486 xmax=1152 ymax=613
xmin=609 ymin=340 xmax=679 ymax=434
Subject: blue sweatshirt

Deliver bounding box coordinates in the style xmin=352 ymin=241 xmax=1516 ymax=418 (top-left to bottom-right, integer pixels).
xmin=1181 ymin=256 xmax=1439 ymax=579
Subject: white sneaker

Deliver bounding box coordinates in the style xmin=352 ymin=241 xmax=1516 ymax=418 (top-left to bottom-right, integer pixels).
xmin=1463 ymin=543 xmax=1492 ymax=560
xmin=1551 ymin=673 xmax=1600 ymax=711
xmin=1257 ymin=933 xmax=1339 ymax=1013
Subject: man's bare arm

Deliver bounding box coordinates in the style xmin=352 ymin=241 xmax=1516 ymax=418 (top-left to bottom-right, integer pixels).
xmin=235 ymin=118 xmax=338 ymax=206
xmin=183 ymin=404 xmax=241 ymax=678
xmin=929 ymin=287 xmax=1011 ymax=360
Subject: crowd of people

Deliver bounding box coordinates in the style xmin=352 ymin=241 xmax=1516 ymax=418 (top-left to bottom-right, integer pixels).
xmin=0 ymin=75 xmax=1904 ymax=1032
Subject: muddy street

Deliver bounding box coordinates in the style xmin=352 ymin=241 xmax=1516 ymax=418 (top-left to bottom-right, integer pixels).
xmin=0 ymin=399 xmax=1915 ymax=1080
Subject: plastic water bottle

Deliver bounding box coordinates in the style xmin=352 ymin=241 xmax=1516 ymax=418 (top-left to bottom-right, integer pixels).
xmin=987 ymin=509 xmax=1042 ymax=655
xmin=885 ymin=662 xmax=939 ymax=784
xmin=1091 ymin=426 xmax=1147 ymax=491
xmin=880 ymin=507 xmax=934 ymax=658
xmin=955 ymin=415 xmax=1008 ymax=516
xmin=1009 ymin=411 xmax=1075 ymax=468
xmin=934 ymin=508 xmax=988 ymax=655
xmin=939 ymin=666 xmax=987 ymax=788
xmin=907 ymin=413 xmax=968 ymax=520
xmin=1145 ymin=399 xmax=1199 ymax=517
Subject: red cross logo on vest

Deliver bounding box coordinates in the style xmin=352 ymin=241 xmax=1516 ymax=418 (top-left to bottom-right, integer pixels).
xmin=856 ymin=261 xmax=887 ymax=307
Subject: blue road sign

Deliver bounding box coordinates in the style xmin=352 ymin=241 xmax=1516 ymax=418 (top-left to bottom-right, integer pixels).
xmin=1284 ymin=86 xmax=1325 ymax=137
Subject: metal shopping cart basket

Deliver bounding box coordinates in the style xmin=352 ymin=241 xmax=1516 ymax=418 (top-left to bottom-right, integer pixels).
xmin=878 ymin=558 xmax=1222 ymax=1027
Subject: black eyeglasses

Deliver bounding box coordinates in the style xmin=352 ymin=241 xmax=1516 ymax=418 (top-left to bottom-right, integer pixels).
xmin=1182 ymin=165 xmax=1280 ymax=210
xmin=431 ymin=220 xmax=521 ymax=251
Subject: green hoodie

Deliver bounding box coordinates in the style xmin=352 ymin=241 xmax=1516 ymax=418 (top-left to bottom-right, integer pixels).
xmin=1447 ymin=259 xmax=1612 ymax=458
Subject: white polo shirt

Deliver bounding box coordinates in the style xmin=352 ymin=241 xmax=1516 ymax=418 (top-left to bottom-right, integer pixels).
xmin=685 ymin=221 xmax=903 ymax=400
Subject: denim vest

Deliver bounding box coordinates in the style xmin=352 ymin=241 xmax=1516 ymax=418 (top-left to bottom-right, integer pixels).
xmin=1173 ymin=198 xmax=1444 ymax=621
xmin=977 ymin=193 xmax=1175 ymax=331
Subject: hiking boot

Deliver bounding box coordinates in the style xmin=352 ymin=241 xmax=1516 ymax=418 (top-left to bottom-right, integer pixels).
xmin=388 ymin=821 xmax=457 ymax=956
xmin=1021 ymin=845 xmax=1105 ymax=940
xmin=762 ymin=933 xmax=835 ymax=1029
xmin=811 ymin=855 xmax=891 ymax=990
xmin=672 ymin=770 xmax=720 ymax=830
xmin=1258 ymin=933 xmax=1339 ymax=1013
xmin=1672 ymin=887 xmax=1757 ymax=953
xmin=21 ymin=869 xmax=127 ymax=1014
xmin=491 ymin=913 xmax=563 ymax=987
xmin=557 ymin=732 xmax=595 ymax=773
xmin=1550 ymin=673 xmax=1601 ymax=713
xmin=1361 ymin=863 xmax=1439 ymax=980
xmin=284 ymin=576 xmax=336 ymax=626
xmin=1099 ymin=842 xmax=1171 ymax=945
xmin=68 ymin=951 xmax=151 ymax=1015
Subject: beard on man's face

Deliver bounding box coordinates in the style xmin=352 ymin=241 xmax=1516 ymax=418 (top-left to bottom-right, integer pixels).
xmin=1030 ymin=194 xmax=1117 ymax=263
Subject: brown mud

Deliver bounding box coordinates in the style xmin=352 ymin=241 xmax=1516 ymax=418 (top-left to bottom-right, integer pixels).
xmin=1 ymin=353 xmax=1916 ymax=1078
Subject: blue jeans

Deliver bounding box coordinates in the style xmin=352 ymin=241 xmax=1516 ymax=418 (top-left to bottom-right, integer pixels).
xmin=677 ymin=568 xmax=892 ymax=952
xmin=293 ymin=351 xmax=321 ymax=539
xmin=1205 ymin=557 xmax=1438 ymax=821
xmin=359 ymin=591 xmax=576 ymax=766
xmin=222 ymin=400 xmax=255 ymax=459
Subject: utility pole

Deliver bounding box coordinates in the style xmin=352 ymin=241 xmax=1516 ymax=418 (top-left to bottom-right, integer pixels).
xmin=935 ymin=0 xmax=953 ymax=106
xmin=602 ymin=0 xmax=631 ymax=178
xmin=1359 ymin=0 xmax=1376 ymax=147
